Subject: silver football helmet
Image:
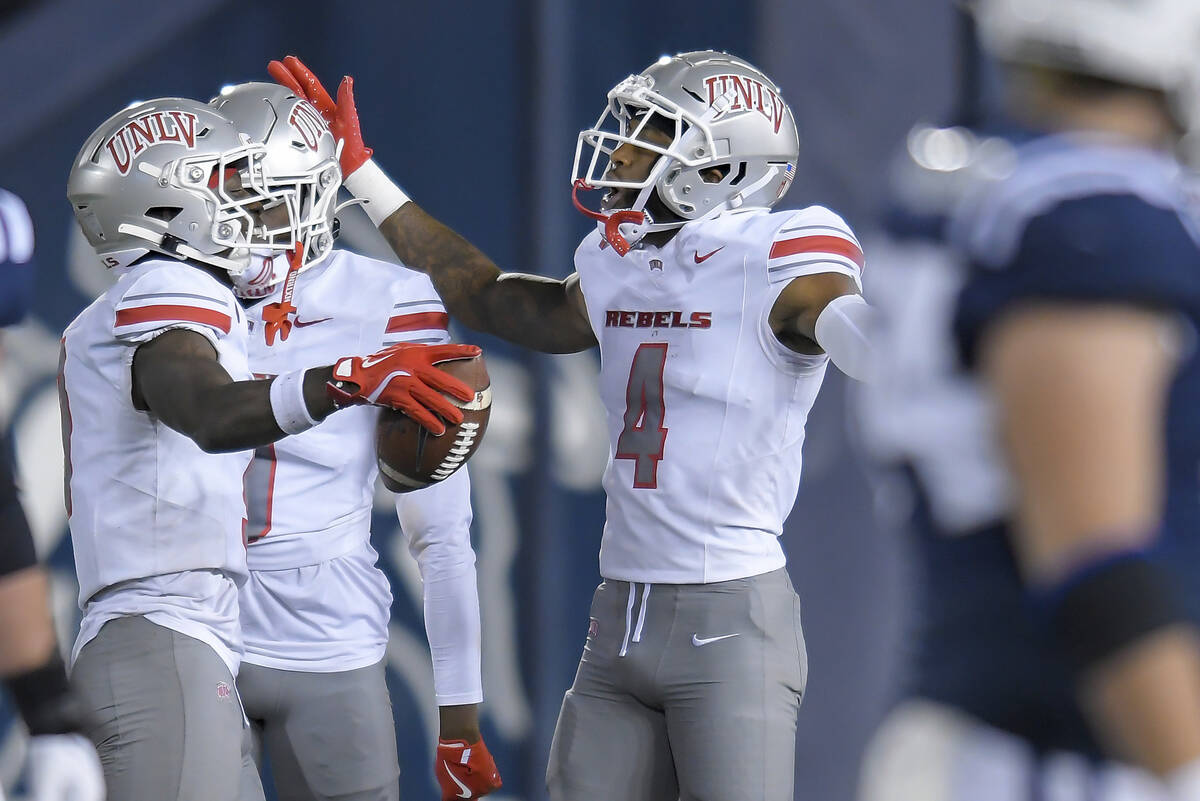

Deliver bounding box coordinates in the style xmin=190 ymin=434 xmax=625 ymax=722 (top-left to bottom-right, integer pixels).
xmin=210 ymin=82 xmax=342 ymax=297
xmin=573 ymin=50 xmax=800 ymax=255
xmin=67 ymin=97 xmax=278 ymax=275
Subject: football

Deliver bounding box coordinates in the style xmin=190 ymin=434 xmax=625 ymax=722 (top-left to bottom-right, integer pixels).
xmin=375 ymin=353 xmax=492 ymax=493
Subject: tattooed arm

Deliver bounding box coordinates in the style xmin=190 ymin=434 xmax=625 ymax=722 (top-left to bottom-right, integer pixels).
xmin=379 ymin=203 xmax=596 ymax=354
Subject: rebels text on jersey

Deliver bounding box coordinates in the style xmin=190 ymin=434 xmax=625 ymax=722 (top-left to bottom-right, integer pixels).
xmin=575 ymin=205 xmax=864 ymax=584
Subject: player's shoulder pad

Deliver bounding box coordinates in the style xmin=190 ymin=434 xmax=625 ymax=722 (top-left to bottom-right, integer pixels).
xmin=952 ymin=137 xmax=1190 ymax=269
xmin=378 ymin=266 xmax=449 ymax=346
xmin=954 ymin=191 xmax=1200 ymax=366
xmin=111 ymin=259 xmax=238 ymax=341
xmin=763 ymin=205 xmax=864 ymax=284
xmin=1009 ymin=192 xmax=1200 ymax=290
xmin=0 ymin=189 xmax=34 ymax=265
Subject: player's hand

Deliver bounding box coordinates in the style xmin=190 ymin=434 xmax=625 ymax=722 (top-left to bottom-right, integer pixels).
xmin=326 ymin=343 xmax=480 ymax=435
xmin=436 ymin=737 xmax=502 ymax=800
xmin=268 ymin=55 xmax=373 ymax=177
xmin=27 ymin=733 xmax=106 ymax=801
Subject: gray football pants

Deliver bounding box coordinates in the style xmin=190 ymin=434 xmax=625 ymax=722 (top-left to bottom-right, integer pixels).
xmin=238 ymin=659 xmax=400 ymax=801
xmin=547 ymin=567 xmax=808 ymax=801
xmin=71 ymin=615 xmax=265 ymax=801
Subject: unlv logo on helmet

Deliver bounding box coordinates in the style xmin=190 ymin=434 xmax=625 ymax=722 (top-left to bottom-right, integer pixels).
xmin=703 ymin=74 xmax=786 ymax=134
xmin=105 ymin=110 xmax=199 ymax=176
xmin=288 ymin=101 xmax=328 ymax=151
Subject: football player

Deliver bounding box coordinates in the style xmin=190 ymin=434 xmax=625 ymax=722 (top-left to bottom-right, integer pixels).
xmin=271 ymin=51 xmax=877 ymax=801
xmin=60 ymin=98 xmax=478 ymax=801
xmin=856 ymin=1 xmax=1200 ymax=799
xmin=0 ymin=189 xmax=104 ymax=801
xmin=210 ymin=82 xmax=501 ymax=801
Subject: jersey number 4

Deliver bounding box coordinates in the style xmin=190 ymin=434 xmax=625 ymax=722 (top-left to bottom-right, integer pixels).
xmin=616 ymin=343 xmax=668 ymax=489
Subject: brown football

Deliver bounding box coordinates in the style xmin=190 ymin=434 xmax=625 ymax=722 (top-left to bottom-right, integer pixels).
xmin=375 ymin=353 xmax=491 ymax=493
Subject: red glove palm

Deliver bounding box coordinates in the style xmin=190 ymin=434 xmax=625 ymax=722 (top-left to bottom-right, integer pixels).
xmin=436 ymin=737 xmax=502 ymax=800
xmin=327 ymin=343 xmax=480 ymax=435
xmin=268 ymin=55 xmax=373 ymax=177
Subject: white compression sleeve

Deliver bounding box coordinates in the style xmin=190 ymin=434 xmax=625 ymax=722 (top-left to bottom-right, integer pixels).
xmin=395 ymin=468 xmax=483 ymax=705
xmin=813 ymin=293 xmax=878 ymax=383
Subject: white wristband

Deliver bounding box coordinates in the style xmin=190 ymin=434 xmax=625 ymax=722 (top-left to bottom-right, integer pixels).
xmin=269 ymin=369 xmax=318 ymax=435
xmin=343 ymin=159 xmax=412 ymax=226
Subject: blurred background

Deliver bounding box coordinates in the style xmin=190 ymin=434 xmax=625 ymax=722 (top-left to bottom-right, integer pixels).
xmin=0 ymin=0 xmax=970 ymax=798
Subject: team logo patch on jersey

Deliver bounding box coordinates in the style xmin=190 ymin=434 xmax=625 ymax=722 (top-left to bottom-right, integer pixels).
xmin=216 ymin=681 xmax=232 ymax=700
xmin=649 ymin=259 xmax=663 ymax=271
xmin=704 ymin=74 xmax=786 ymax=134
xmin=105 ymin=110 xmax=200 ymax=176
xmin=588 ymin=618 xmax=599 ymax=639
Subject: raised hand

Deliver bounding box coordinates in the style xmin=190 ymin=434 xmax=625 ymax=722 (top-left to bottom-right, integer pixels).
xmin=268 ymin=55 xmax=373 ymax=176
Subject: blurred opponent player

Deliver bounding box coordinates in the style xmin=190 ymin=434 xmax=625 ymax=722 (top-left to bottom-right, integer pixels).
xmin=0 ymin=189 xmax=103 ymax=801
xmin=271 ymin=50 xmax=877 ymax=801
xmin=210 ymin=82 xmax=501 ymax=801
xmin=856 ymin=1 xmax=1200 ymax=799
xmin=61 ymin=98 xmax=477 ymax=801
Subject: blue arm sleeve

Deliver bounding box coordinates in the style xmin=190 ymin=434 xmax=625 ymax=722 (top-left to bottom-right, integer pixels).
xmin=954 ymin=193 xmax=1200 ymax=366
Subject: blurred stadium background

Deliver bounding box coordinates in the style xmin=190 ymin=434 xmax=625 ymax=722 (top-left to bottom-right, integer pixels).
xmin=0 ymin=1 xmax=968 ymax=799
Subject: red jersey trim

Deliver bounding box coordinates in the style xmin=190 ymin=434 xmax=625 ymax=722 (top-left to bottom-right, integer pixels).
xmin=386 ymin=311 xmax=449 ymax=333
xmin=769 ymin=234 xmax=864 ymax=269
xmin=115 ymin=304 xmax=232 ymax=334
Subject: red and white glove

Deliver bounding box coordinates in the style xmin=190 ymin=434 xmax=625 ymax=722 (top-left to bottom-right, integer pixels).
xmin=435 ymin=737 xmax=502 ymax=800
xmin=268 ymin=55 xmax=372 ymax=178
xmin=327 ymin=342 xmax=480 ymax=435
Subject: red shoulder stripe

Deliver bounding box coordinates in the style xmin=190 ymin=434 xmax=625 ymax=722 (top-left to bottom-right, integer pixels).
xmin=769 ymin=234 xmax=864 ymax=269
xmin=386 ymin=311 xmax=449 ymax=333
xmin=115 ymin=304 xmax=231 ymax=334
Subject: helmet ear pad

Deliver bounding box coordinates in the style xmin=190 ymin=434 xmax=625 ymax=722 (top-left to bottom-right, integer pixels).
xmin=658 ymin=160 xmax=745 ymax=217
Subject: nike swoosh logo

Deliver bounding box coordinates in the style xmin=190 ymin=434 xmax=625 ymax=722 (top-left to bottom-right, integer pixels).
xmin=360 ymin=354 xmax=403 ymax=369
xmin=693 ymin=246 xmax=725 ymax=264
xmin=292 ymin=316 xmax=332 ymax=328
xmin=442 ymin=760 xmax=472 ymax=798
xmin=692 ymin=633 xmax=740 ymax=647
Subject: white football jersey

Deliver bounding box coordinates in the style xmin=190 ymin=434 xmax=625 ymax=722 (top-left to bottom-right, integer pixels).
xmin=238 ymin=249 xmax=474 ymax=675
xmin=61 ymin=258 xmax=252 ymax=671
xmin=575 ymin=206 xmax=864 ymax=584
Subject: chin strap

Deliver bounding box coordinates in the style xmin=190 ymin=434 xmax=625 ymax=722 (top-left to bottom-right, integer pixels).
xmin=261 ymin=246 xmax=304 ymax=346
xmin=116 ymin=223 xmax=246 ymax=272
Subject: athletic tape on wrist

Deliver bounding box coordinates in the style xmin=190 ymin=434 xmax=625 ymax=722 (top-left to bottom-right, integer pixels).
xmin=343 ymin=159 xmax=411 ymax=226
xmin=5 ymin=651 xmax=85 ymax=736
xmin=270 ymin=369 xmax=318 ymax=435
xmin=1033 ymin=547 xmax=1188 ymax=675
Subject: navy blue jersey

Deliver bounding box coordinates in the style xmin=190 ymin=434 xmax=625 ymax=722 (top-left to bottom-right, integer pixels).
xmin=861 ymin=131 xmax=1200 ymax=757
xmin=0 ymin=189 xmax=35 ymax=327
